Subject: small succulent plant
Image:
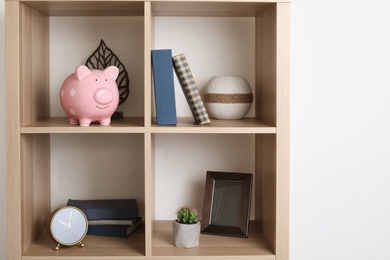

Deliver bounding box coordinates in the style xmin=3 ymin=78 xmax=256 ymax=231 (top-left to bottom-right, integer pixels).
xmin=176 ymin=206 xmax=198 ymax=224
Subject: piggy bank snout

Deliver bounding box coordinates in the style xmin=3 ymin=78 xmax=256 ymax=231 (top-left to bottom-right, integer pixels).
xmin=94 ymin=88 xmax=114 ymax=105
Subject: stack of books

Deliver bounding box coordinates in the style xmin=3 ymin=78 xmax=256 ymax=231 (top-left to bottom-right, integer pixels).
xmin=67 ymin=199 xmax=142 ymax=237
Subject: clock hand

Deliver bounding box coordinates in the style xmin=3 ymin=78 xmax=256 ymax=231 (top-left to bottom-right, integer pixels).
xmin=67 ymin=210 xmax=73 ymax=228
xmin=58 ymin=220 xmax=68 ymax=226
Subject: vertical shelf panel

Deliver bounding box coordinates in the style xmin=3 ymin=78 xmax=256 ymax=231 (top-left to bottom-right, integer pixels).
xmin=256 ymin=4 xmax=276 ymax=126
xmin=21 ymin=134 xmax=50 ymax=253
xmin=255 ymin=134 xmax=276 ymax=250
xmin=20 ymin=3 xmax=50 ymax=126
xmin=144 ymin=2 xmax=154 ymax=255
xmin=145 ymin=132 xmax=154 ymax=256
xmin=19 ymin=2 xmax=51 ymax=253
xmin=144 ymin=2 xmax=153 ymax=128
xmin=275 ymin=3 xmax=290 ymax=260
xmin=5 ymin=1 xmax=22 ymax=259
xmin=255 ymin=2 xmax=290 ymax=259
xmin=255 ymin=3 xmax=290 ymax=259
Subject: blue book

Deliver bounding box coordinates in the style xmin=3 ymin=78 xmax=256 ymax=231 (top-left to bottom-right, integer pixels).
xmin=151 ymin=49 xmax=177 ymax=125
xmin=67 ymin=199 xmax=138 ymax=220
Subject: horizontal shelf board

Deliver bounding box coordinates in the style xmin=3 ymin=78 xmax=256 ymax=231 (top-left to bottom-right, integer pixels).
xmin=152 ymin=220 xmax=275 ymax=259
xmin=21 ymin=0 xmax=145 ymax=16
xmin=19 ymin=0 xmax=290 ymax=17
xmin=20 ymin=117 xmax=276 ymax=134
xmin=23 ymin=226 xmax=145 ymax=258
xmin=152 ymin=117 xmax=276 ymax=134
xmin=152 ymin=1 xmax=274 ymax=17
xmin=21 ymin=117 xmax=145 ymax=134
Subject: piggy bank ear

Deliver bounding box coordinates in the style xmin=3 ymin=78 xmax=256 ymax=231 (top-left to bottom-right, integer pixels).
xmin=75 ymin=65 xmax=91 ymax=80
xmin=104 ymin=66 xmax=119 ymax=80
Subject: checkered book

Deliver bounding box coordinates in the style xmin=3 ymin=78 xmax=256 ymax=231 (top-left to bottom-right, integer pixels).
xmin=172 ymin=53 xmax=211 ymax=125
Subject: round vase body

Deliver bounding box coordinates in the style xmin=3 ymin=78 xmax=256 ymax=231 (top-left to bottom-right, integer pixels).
xmin=172 ymin=221 xmax=200 ymax=248
xmin=204 ymin=76 xmax=253 ymax=120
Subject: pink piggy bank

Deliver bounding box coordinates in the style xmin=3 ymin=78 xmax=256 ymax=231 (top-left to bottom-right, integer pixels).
xmin=60 ymin=65 xmax=120 ymax=126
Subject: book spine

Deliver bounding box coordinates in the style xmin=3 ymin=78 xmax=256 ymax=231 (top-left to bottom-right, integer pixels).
xmin=151 ymin=49 xmax=177 ymax=125
xmin=67 ymin=199 xmax=138 ymax=220
xmin=172 ymin=53 xmax=211 ymax=125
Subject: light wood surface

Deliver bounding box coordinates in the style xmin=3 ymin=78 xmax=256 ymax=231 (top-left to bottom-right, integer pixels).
xmin=6 ymin=2 xmax=22 ymax=259
xmin=6 ymin=0 xmax=289 ymax=259
xmin=152 ymin=221 xmax=274 ymax=259
xmin=23 ymin=226 xmax=145 ymax=259
xmin=20 ymin=117 xmax=276 ymax=134
xmin=275 ymin=3 xmax=290 ymax=260
xmin=23 ymin=221 xmax=275 ymax=260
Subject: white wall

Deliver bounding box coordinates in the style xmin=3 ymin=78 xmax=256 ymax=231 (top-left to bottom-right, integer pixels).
xmin=290 ymin=0 xmax=390 ymax=259
xmin=1 ymin=1 xmax=390 ymax=260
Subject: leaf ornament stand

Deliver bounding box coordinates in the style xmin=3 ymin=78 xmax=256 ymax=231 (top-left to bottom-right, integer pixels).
xmin=85 ymin=39 xmax=130 ymax=118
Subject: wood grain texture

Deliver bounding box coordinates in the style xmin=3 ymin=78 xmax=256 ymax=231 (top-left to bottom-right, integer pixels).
xmin=144 ymin=1 xmax=152 ymax=128
xmin=256 ymin=4 xmax=276 ymax=126
xmin=145 ymin=133 xmax=153 ymax=256
xmin=19 ymin=3 xmax=51 ymax=254
xmin=255 ymin=3 xmax=290 ymax=260
xmin=152 ymin=221 xmax=275 ymax=259
xmin=20 ymin=117 xmax=276 ymax=134
xmin=20 ymin=3 xmax=49 ymax=125
xmin=21 ymin=135 xmax=50 ymax=252
xmin=23 ymin=226 xmax=145 ymax=258
xmin=6 ymin=2 xmax=22 ymax=259
xmin=275 ymin=3 xmax=290 ymax=260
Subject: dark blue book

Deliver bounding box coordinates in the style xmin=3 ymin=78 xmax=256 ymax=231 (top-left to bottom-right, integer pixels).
xmin=151 ymin=49 xmax=177 ymax=125
xmin=87 ymin=218 xmax=143 ymax=237
xmin=67 ymin=199 xmax=138 ymax=220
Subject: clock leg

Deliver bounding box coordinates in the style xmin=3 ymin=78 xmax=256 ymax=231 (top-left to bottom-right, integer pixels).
xmin=54 ymin=244 xmax=60 ymax=251
xmin=79 ymin=241 xmax=85 ymax=248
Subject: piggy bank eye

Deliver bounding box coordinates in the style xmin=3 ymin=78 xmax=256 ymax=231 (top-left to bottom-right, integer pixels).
xmin=95 ymin=79 xmax=98 ymax=81
xmin=105 ymin=79 xmax=108 ymax=81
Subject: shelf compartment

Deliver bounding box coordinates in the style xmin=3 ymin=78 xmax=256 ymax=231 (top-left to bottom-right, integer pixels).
xmin=21 ymin=117 xmax=145 ymax=134
xmin=152 ymin=220 xmax=274 ymax=259
xmin=23 ymin=226 xmax=145 ymax=259
xmin=15 ymin=1 xmax=146 ymax=129
xmin=151 ymin=117 xmax=276 ymax=134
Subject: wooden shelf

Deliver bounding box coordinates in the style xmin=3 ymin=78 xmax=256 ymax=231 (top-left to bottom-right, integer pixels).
xmin=20 ymin=117 xmax=276 ymax=134
xmin=6 ymin=0 xmax=289 ymax=259
xmin=22 ymin=221 xmax=275 ymax=260
xmin=152 ymin=117 xmax=276 ymax=134
xmin=152 ymin=221 xmax=275 ymax=259
xmin=20 ymin=117 xmax=145 ymax=134
xmin=23 ymin=226 xmax=145 ymax=259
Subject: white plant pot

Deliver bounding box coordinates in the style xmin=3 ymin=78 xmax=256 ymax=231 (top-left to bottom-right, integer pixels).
xmin=172 ymin=221 xmax=201 ymax=248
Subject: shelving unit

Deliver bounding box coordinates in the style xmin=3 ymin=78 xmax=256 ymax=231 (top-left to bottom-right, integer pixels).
xmin=5 ymin=0 xmax=290 ymax=259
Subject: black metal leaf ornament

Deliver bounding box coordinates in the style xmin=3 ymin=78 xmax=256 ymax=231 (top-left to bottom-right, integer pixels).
xmin=85 ymin=39 xmax=129 ymax=106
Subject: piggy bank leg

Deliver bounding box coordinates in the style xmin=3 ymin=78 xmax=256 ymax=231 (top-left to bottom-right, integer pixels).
xmin=99 ymin=118 xmax=111 ymax=126
xmin=79 ymin=119 xmax=92 ymax=127
xmin=69 ymin=118 xmax=78 ymax=125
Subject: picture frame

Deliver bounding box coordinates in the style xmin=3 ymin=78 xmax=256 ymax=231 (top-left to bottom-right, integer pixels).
xmin=201 ymin=171 xmax=253 ymax=237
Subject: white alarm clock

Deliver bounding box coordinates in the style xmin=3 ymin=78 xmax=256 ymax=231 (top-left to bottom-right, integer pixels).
xmin=48 ymin=206 xmax=88 ymax=251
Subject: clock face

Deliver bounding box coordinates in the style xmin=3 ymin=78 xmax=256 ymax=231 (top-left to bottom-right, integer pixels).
xmin=50 ymin=207 xmax=88 ymax=246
